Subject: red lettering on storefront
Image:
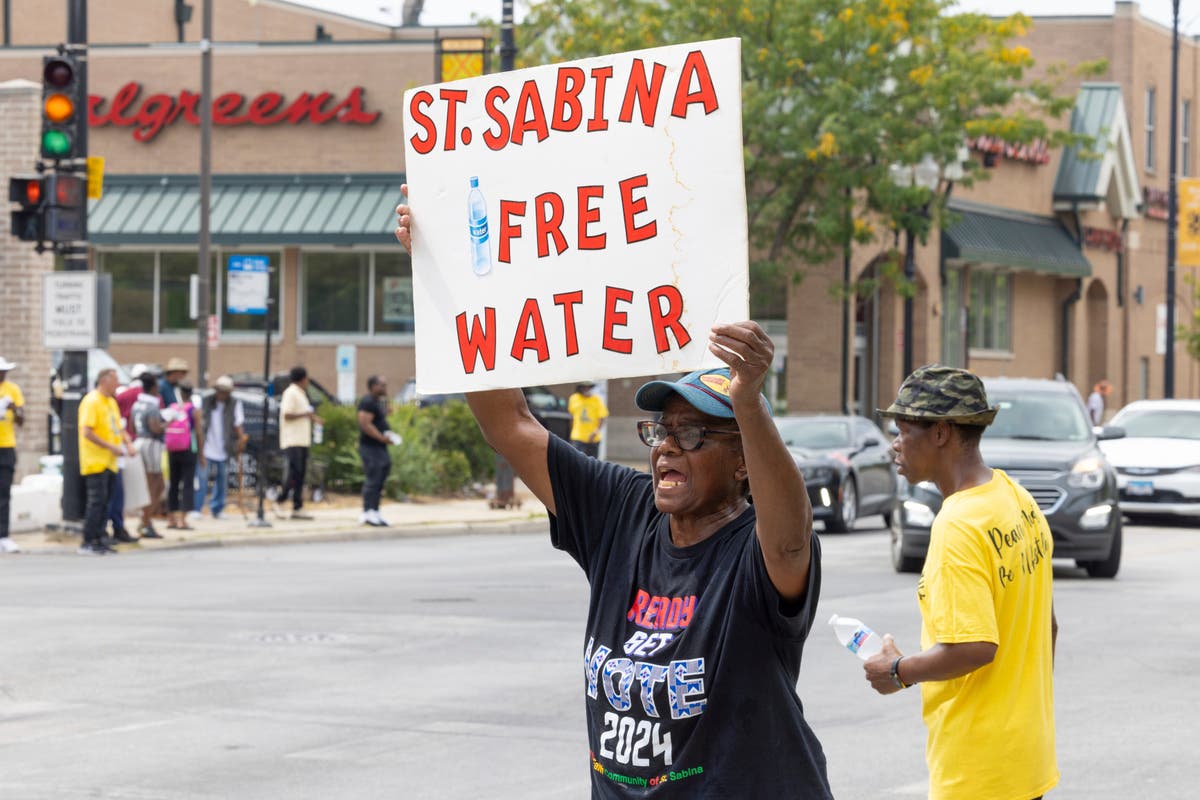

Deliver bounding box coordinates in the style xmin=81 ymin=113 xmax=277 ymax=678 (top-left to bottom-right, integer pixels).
xmin=89 ymin=82 xmax=382 ymax=143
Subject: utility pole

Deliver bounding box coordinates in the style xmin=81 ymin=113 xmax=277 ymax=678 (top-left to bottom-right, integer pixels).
xmin=1165 ymin=0 xmax=1180 ymax=398
xmin=499 ymin=0 xmax=515 ymax=72
xmin=59 ymin=0 xmax=89 ymax=522
xmin=195 ymin=0 xmax=212 ymax=388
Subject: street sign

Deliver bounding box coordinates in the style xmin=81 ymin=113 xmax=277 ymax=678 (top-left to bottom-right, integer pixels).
xmin=226 ymin=254 xmax=270 ymax=315
xmin=86 ymin=155 xmax=105 ymax=200
xmin=208 ymin=314 xmax=220 ymax=350
xmin=1178 ymin=178 xmax=1200 ymax=267
xmin=43 ymin=272 xmax=97 ymax=349
xmin=336 ymin=345 xmax=356 ymax=402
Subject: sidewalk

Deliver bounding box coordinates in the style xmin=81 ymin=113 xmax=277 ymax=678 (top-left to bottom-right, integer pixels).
xmin=8 ymin=486 xmax=550 ymax=556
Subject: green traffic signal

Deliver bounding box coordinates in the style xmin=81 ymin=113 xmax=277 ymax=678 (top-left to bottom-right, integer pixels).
xmin=41 ymin=130 xmax=71 ymax=157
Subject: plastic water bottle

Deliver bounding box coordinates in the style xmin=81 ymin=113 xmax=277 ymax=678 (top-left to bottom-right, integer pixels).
xmin=829 ymin=613 xmax=883 ymax=660
xmin=312 ymin=421 xmax=324 ymax=445
xmin=467 ymin=176 xmax=492 ymax=276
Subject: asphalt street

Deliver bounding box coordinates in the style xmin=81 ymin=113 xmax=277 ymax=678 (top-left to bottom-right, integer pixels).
xmin=0 ymin=517 xmax=1195 ymax=799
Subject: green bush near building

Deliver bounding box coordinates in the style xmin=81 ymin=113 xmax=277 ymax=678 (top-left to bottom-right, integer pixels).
xmin=310 ymin=400 xmax=494 ymax=498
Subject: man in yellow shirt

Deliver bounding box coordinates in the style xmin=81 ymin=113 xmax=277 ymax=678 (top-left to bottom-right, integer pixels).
xmin=567 ymin=382 xmax=608 ymax=458
xmin=79 ymin=368 xmax=136 ymax=556
xmin=0 ymin=357 xmax=26 ymax=554
xmin=866 ymin=365 xmax=1058 ymax=800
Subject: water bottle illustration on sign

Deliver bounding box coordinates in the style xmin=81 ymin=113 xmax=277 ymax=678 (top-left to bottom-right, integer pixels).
xmin=468 ymin=176 xmax=492 ymax=276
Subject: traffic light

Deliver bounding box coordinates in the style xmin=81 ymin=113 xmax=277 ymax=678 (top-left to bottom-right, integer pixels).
xmin=41 ymin=53 xmax=82 ymax=161
xmin=43 ymin=173 xmax=85 ymax=241
xmin=7 ymin=174 xmax=85 ymax=244
xmin=9 ymin=176 xmax=44 ymax=242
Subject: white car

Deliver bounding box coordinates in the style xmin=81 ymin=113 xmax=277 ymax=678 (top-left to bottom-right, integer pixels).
xmin=1100 ymin=400 xmax=1200 ymax=521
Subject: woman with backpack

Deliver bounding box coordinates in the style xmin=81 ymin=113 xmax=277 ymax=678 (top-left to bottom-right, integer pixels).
xmin=164 ymin=381 xmax=202 ymax=530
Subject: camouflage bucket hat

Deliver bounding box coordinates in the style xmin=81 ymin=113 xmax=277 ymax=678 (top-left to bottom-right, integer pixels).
xmin=878 ymin=364 xmax=999 ymax=426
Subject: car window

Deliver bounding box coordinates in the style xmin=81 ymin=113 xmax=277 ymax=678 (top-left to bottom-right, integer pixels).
xmin=1113 ymin=409 xmax=1200 ymax=440
xmin=524 ymin=387 xmax=563 ymax=412
xmin=774 ymin=419 xmax=852 ymax=449
xmin=984 ymin=391 xmax=1091 ymax=441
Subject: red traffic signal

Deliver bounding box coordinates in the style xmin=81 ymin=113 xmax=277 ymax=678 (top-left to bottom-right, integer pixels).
xmin=8 ymin=174 xmax=86 ymax=244
xmin=43 ymin=57 xmax=75 ymax=88
xmin=9 ymin=176 xmax=43 ymax=206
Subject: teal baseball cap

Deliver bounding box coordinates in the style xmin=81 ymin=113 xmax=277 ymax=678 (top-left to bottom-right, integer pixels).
xmin=636 ymin=368 xmax=770 ymax=419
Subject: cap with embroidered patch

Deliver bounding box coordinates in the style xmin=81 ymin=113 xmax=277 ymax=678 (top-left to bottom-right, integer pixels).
xmin=635 ymin=368 xmax=768 ymax=419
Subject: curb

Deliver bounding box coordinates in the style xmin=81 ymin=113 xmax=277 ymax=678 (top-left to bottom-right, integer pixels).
xmin=14 ymin=516 xmax=551 ymax=556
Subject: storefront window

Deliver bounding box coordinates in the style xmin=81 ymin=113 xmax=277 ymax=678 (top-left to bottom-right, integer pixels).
xmin=303 ymin=252 xmax=369 ymax=333
xmin=160 ymin=252 xmax=197 ymax=332
xmin=102 ymin=251 xmax=155 ymax=333
xmin=374 ymin=252 xmax=415 ymax=334
xmin=968 ymin=270 xmax=1011 ymax=352
xmin=941 ymin=266 xmax=965 ymax=367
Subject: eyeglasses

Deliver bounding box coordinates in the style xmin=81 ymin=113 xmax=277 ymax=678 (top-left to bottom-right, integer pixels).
xmin=637 ymin=420 xmax=741 ymax=451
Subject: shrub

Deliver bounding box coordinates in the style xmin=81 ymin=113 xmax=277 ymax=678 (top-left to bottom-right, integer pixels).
xmin=309 ymin=399 xmax=494 ymax=497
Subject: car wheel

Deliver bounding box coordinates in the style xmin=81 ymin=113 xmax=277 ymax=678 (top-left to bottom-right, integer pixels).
xmin=1082 ymin=519 xmax=1122 ymax=579
xmin=890 ymin=502 xmax=923 ymax=573
xmin=826 ymin=477 xmax=858 ymax=533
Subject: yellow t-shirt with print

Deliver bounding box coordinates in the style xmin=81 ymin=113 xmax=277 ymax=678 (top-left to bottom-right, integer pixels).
xmin=568 ymin=393 xmax=608 ymax=443
xmin=78 ymin=390 xmax=123 ymax=475
xmin=0 ymin=381 xmax=24 ymax=448
xmin=917 ymin=469 xmax=1058 ymax=800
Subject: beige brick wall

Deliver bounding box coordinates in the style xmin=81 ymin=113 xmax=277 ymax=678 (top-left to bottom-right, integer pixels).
xmin=0 ymin=81 xmax=56 ymax=479
xmin=3 ymin=0 xmax=403 ymax=47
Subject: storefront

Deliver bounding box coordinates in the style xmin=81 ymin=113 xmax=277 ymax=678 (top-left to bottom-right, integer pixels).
xmin=789 ymin=4 xmax=1200 ymax=416
xmin=1 ymin=0 xmax=489 ymax=397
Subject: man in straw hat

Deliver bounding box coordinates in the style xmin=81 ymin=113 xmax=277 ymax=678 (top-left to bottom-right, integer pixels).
xmin=864 ymin=364 xmax=1059 ymax=800
xmin=160 ymin=357 xmax=190 ymax=406
xmin=0 ymin=356 xmax=25 ymax=553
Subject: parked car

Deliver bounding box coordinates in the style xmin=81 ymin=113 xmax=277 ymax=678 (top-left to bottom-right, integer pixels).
xmin=890 ymin=377 xmax=1125 ymax=578
xmin=220 ymin=371 xmax=340 ymax=455
xmin=395 ymin=378 xmax=572 ymax=442
xmin=774 ymin=415 xmax=898 ymax=532
xmin=1100 ymin=399 xmax=1200 ymax=523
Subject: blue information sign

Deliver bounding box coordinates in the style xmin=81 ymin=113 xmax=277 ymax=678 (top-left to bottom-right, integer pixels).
xmin=227 ymin=255 xmax=270 ymax=315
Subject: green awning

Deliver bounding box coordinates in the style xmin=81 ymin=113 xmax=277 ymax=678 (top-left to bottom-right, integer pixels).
xmin=87 ymin=173 xmax=406 ymax=246
xmin=942 ymin=199 xmax=1092 ymax=278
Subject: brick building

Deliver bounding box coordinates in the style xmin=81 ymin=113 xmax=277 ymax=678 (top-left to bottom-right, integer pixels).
xmin=789 ymin=1 xmax=1200 ymax=420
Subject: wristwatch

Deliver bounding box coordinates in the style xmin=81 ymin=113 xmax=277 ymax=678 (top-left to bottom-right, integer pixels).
xmin=890 ymin=657 xmax=913 ymax=689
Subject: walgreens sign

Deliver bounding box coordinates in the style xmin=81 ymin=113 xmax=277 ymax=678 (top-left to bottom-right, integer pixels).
xmin=88 ymin=82 xmax=381 ymax=143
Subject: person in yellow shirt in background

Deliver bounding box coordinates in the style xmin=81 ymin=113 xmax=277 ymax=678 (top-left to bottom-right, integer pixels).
xmin=567 ymin=382 xmax=608 ymax=459
xmin=866 ymin=365 xmax=1058 ymax=800
xmin=0 ymin=356 xmax=26 ymax=554
xmin=78 ymin=368 xmax=136 ymax=556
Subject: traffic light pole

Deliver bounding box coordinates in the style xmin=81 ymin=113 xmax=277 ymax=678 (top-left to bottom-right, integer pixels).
xmin=59 ymin=0 xmax=89 ymax=523
xmin=196 ymin=0 xmax=212 ymax=389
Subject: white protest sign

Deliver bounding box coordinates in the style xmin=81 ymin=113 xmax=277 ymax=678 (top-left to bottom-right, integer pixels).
xmin=403 ymin=38 xmax=748 ymax=393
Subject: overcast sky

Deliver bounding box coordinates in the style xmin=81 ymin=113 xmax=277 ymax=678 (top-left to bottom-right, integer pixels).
xmin=293 ymin=0 xmax=1200 ymax=35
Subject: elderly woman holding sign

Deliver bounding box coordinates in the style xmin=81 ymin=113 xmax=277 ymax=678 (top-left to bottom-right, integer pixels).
xmin=396 ymin=190 xmax=831 ymax=798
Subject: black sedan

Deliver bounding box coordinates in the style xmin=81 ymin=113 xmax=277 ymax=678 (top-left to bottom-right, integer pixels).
xmin=774 ymin=415 xmax=898 ymax=532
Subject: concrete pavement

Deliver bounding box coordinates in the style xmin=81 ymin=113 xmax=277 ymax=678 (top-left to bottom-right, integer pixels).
xmin=6 ymin=484 xmax=550 ymax=555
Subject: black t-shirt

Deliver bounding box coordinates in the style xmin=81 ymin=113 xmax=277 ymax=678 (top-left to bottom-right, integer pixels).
xmin=357 ymin=394 xmax=390 ymax=449
xmin=547 ymin=436 xmax=832 ymax=799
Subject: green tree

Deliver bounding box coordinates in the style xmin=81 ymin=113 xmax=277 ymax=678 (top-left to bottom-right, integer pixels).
xmin=508 ymin=0 xmax=1100 ymax=308
xmin=1182 ymin=272 xmax=1200 ymax=364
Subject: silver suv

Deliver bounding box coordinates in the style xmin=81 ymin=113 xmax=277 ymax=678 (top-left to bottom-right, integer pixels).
xmin=890 ymin=377 xmax=1125 ymax=578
